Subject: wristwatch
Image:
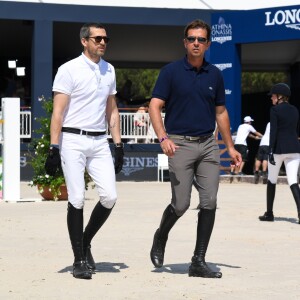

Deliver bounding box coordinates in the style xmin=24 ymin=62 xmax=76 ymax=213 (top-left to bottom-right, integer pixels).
xmin=50 ymin=144 xmax=59 ymax=149
xmin=115 ymin=143 xmax=124 ymax=148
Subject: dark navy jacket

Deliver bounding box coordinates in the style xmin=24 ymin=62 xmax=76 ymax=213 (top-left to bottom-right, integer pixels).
xmin=270 ymin=101 xmax=300 ymax=154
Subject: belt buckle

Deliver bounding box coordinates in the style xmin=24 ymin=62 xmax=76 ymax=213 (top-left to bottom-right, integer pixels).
xmin=80 ymin=129 xmax=88 ymax=136
xmin=186 ymin=136 xmax=199 ymax=141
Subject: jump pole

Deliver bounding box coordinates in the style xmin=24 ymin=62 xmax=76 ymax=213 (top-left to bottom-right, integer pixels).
xmin=2 ymin=97 xmax=20 ymax=202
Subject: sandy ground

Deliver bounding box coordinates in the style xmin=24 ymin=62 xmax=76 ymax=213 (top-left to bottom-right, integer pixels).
xmin=0 ymin=181 xmax=300 ymax=300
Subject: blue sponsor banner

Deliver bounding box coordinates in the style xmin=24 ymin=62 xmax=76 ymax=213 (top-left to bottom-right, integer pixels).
xmin=211 ymin=43 xmax=241 ymax=131
xmin=210 ymin=5 xmax=300 ymax=131
xmin=212 ymin=5 xmax=300 ymax=43
xmin=209 ymin=14 xmax=241 ymax=131
xmin=21 ymin=145 xmax=163 ymax=182
xmin=110 ymin=144 xmax=164 ymax=181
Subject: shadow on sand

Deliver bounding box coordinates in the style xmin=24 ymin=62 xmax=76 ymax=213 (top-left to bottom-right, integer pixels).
xmin=58 ymin=262 xmax=129 ymax=274
xmin=151 ymin=261 xmax=240 ymax=275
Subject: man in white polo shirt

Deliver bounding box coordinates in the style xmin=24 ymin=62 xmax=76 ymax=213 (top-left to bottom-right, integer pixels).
xmin=230 ymin=116 xmax=262 ymax=175
xmin=45 ymin=22 xmax=124 ymax=280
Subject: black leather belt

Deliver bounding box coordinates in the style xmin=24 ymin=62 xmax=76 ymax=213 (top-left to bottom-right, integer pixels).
xmin=168 ymin=134 xmax=212 ymax=142
xmin=62 ymin=127 xmax=106 ymax=136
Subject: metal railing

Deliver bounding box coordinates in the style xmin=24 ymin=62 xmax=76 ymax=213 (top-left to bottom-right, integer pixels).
xmin=20 ymin=111 xmax=32 ymax=138
xmin=115 ymin=112 xmax=164 ymax=143
xmin=0 ymin=110 xmax=32 ymax=142
xmin=0 ymin=111 xmax=161 ymax=143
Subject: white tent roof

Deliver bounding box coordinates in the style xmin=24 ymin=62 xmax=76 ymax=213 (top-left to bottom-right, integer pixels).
xmin=2 ymin=0 xmax=300 ymax=10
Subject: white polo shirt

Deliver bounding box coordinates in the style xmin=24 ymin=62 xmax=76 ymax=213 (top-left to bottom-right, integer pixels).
xmin=234 ymin=123 xmax=257 ymax=145
xmin=260 ymin=122 xmax=270 ymax=146
xmin=53 ymin=53 xmax=116 ymax=131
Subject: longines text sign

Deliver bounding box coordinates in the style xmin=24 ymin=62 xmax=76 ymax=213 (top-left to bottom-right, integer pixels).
xmin=265 ymin=8 xmax=300 ymax=30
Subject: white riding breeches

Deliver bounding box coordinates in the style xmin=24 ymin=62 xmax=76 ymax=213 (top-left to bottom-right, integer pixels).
xmin=60 ymin=132 xmax=117 ymax=209
xmin=268 ymin=153 xmax=300 ymax=186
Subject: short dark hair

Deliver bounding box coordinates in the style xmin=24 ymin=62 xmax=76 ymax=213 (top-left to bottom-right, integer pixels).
xmin=184 ymin=19 xmax=211 ymax=41
xmin=80 ymin=22 xmax=106 ymax=40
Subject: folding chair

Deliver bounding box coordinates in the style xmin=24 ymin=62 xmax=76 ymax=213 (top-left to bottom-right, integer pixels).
xmin=157 ymin=154 xmax=169 ymax=182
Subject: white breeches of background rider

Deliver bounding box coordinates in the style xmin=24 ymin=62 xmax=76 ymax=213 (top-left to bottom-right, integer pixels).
xmin=268 ymin=153 xmax=300 ymax=186
xmin=60 ymin=132 xmax=117 ymax=209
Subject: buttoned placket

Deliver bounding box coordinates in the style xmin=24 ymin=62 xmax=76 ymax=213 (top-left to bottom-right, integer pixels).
xmin=94 ymin=66 xmax=101 ymax=89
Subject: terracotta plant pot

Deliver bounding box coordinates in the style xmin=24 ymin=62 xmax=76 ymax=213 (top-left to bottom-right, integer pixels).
xmin=38 ymin=185 xmax=68 ymax=201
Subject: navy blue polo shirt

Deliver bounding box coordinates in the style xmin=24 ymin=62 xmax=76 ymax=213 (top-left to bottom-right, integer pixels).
xmin=152 ymin=56 xmax=225 ymax=136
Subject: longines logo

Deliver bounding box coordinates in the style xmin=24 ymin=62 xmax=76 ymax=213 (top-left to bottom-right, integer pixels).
xmin=211 ymin=17 xmax=232 ymax=44
xmin=20 ymin=156 xmax=27 ymax=167
xmin=214 ymin=63 xmax=232 ymax=71
xmin=265 ymin=8 xmax=300 ymax=30
xmin=120 ymin=156 xmax=157 ymax=176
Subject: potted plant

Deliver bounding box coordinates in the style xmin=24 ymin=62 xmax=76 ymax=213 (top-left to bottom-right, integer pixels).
xmin=28 ymin=96 xmax=91 ymax=200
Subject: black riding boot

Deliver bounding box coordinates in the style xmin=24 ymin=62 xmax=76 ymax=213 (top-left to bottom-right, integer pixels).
xmin=259 ymin=180 xmax=276 ymax=221
xmin=262 ymin=171 xmax=268 ymax=184
xmin=254 ymin=171 xmax=260 ymax=184
xmin=67 ymin=202 xmax=92 ymax=279
xmin=290 ymin=183 xmax=300 ymax=224
xmin=82 ymin=201 xmax=113 ymax=270
xmin=150 ymin=204 xmax=180 ymax=268
xmin=188 ymin=208 xmax=222 ymax=278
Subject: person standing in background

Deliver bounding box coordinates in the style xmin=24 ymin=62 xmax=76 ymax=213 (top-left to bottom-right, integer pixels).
xmin=253 ymin=122 xmax=270 ymax=184
xmin=259 ymin=83 xmax=300 ymax=223
xmin=45 ymin=22 xmax=124 ymax=279
xmin=134 ymin=105 xmax=148 ymax=143
xmin=149 ymin=19 xmax=241 ymax=278
xmin=230 ymin=116 xmax=262 ymax=175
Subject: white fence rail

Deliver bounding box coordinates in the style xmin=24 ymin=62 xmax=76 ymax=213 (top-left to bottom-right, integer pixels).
xmin=20 ymin=111 xmax=32 ymax=138
xmin=0 ymin=110 xmax=32 ymax=142
xmin=116 ymin=112 xmax=165 ymax=143
xmin=0 ymin=111 xmax=162 ymax=143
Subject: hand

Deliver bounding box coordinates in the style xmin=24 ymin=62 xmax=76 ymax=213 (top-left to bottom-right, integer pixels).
xmin=228 ymin=147 xmax=242 ymax=167
xmin=114 ymin=144 xmax=124 ymax=174
xmin=269 ymin=152 xmax=276 ymax=165
xmin=45 ymin=146 xmax=61 ymax=176
xmin=160 ymin=139 xmax=179 ymax=157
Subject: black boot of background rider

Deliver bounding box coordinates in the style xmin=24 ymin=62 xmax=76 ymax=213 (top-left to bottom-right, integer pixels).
xmin=188 ymin=208 xmax=222 ymax=278
xmin=67 ymin=202 xmax=92 ymax=279
xmin=262 ymin=171 xmax=268 ymax=184
xmin=82 ymin=201 xmax=113 ymax=270
xmin=290 ymin=183 xmax=300 ymax=224
xmin=150 ymin=204 xmax=180 ymax=268
xmin=259 ymin=180 xmax=276 ymax=221
xmin=254 ymin=171 xmax=260 ymax=184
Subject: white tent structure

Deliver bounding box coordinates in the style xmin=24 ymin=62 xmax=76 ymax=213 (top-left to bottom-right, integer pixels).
xmin=1 ymin=0 xmax=299 ymax=127
xmin=0 ymin=0 xmax=299 ymax=184
xmin=2 ymin=0 xmax=300 ymax=10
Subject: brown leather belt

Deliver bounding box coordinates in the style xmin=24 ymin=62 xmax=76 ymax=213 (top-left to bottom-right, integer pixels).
xmin=168 ymin=134 xmax=212 ymax=142
xmin=62 ymin=127 xmax=106 ymax=136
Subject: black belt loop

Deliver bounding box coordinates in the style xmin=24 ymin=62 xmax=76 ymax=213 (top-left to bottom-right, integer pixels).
xmin=62 ymin=127 xmax=106 ymax=136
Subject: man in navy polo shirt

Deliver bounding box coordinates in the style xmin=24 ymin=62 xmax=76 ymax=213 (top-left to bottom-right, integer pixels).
xmin=149 ymin=19 xmax=241 ymax=278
